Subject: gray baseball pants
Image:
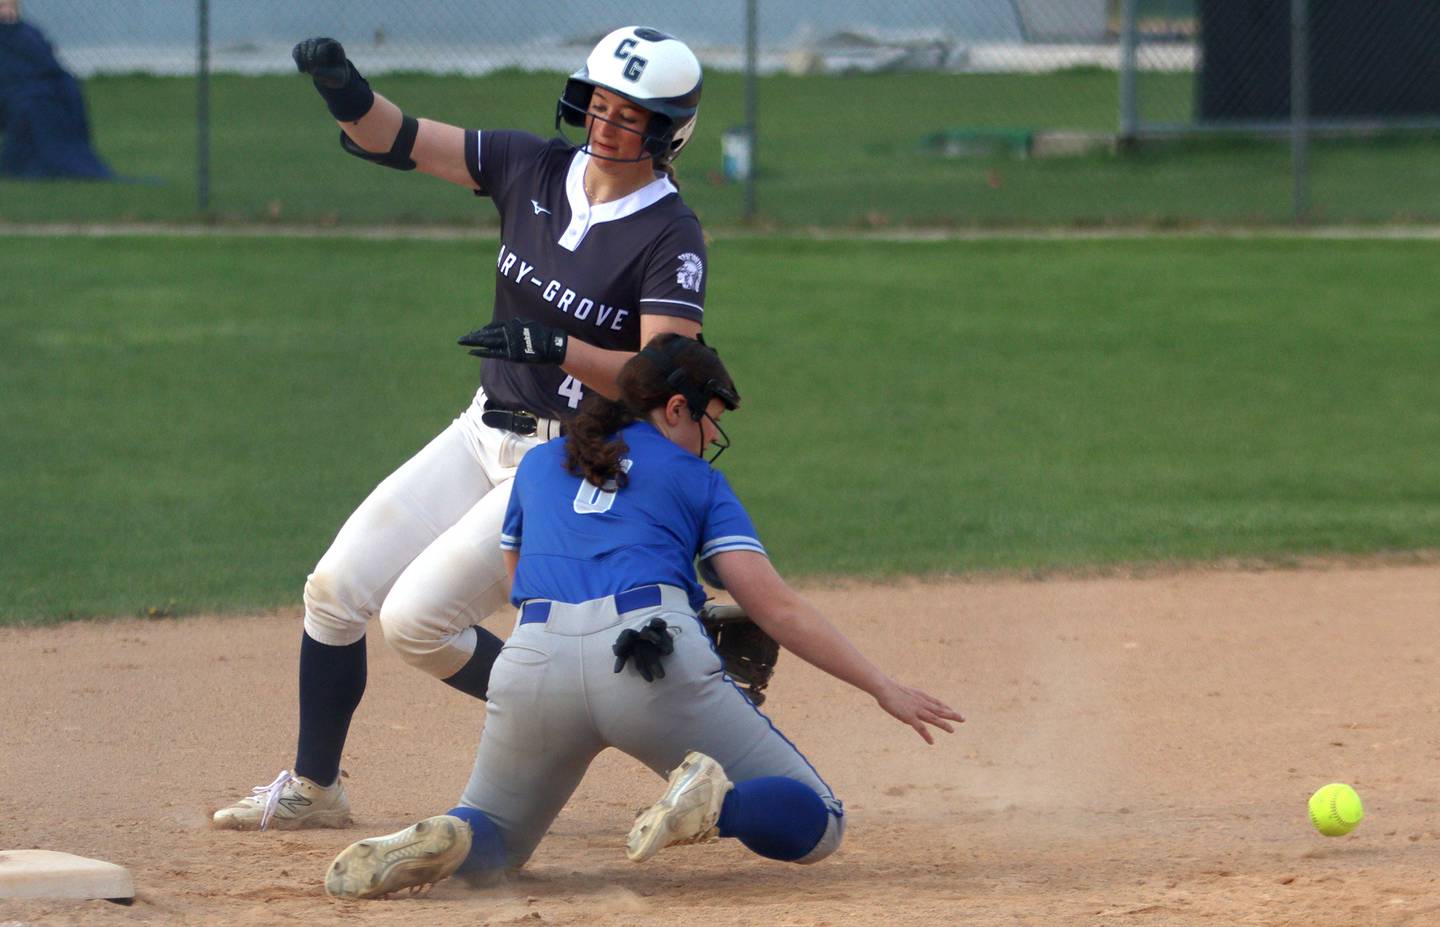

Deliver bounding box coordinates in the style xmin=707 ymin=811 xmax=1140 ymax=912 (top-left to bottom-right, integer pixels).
xmin=456 ymin=584 xmax=845 ymax=867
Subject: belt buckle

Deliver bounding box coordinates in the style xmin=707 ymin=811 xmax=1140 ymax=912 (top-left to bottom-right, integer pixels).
xmin=482 ymin=408 xmax=538 ymax=437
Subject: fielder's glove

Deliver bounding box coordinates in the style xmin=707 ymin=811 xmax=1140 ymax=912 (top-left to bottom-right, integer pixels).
xmin=699 ymin=603 xmax=780 ymax=706
xmin=613 ymin=618 xmax=675 ymax=683
xmin=459 ymin=319 xmax=569 ymax=365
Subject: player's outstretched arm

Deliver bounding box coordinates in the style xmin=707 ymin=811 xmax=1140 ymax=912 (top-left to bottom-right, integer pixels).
xmin=711 ymin=550 xmax=965 ymax=743
xmin=562 ymin=314 xmax=701 ymax=399
xmin=293 ymin=36 xmax=472 ymax=188
xmin=461 ymin=314 xmax=701 ymax=398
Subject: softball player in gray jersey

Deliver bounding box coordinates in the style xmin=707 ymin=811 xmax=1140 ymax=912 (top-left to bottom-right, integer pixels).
xmin=323 ymin=336 xmax=965 ymax=900
xmin=214 ymin=27 xmax=716 ymax=830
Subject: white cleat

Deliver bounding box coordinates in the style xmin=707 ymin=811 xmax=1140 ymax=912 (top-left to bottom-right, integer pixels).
xmin=626 ymin=751 xmax=733 ymax=863
xmin=212 ymin=769 xmax=352 ymax=831
xmin=325 ymin=815 xmax=472 ymax=900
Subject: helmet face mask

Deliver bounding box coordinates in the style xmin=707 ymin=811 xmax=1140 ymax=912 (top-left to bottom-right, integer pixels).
xmin=557 ymin=88 xmax=675 ymax=163
xmin=555 ymin=26 xmax=702 ymax=165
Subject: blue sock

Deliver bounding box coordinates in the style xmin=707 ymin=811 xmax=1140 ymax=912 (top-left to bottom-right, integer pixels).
xmin=716 ymin=777 xmax=829 ymax=862
xmin=294 ymin=632 xmax=366 ymax=786
xmin=446 ymin=805 xmax=508 ymax=873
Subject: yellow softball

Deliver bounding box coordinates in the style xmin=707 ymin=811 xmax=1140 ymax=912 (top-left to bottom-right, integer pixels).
xmin=1308 ymin=783 xmax=1364 ymax=836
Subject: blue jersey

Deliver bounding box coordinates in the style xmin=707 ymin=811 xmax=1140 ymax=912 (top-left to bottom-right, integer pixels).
xmin=500 ymin=421 xmax=765 ymax=610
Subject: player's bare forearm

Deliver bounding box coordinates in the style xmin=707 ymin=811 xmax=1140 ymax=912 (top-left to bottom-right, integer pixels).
xmin=770 ymin=599 xmax=892 ymax=697
xmin=560 ymin=340 xmax=629 ymax=400
xmin=503 ymin=548 xmax=518 ymax=584
xmin=714 ymin=552 xmax=889 ymax=697
xmin=337 ymin=92 xmax=472 ymax=187
xmin=562 ymin=316 xmax=701 ymax=400
xmin=715 ymin=550 xmax=965 ymax=742
xmin=769 ymin=603 xmax=963 ymax=743
xmin=335 ymin=92 xmax=401 ymax=146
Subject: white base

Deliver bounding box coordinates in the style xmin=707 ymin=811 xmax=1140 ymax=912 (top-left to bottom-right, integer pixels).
xmin=0 ymin=850 xmax=135 ymax=901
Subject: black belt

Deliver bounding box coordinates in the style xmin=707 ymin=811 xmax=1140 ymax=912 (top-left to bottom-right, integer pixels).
xmin=482 ymin=402 xmax=563 ymax=437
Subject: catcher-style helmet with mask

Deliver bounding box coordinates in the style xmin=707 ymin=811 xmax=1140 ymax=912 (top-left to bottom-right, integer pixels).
xmin=637 ymin=334 xmax=739 ymax=463
xmin=556 ymin=26 xmax=703 ymax=164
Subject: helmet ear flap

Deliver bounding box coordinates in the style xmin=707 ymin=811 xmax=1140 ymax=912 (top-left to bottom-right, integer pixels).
xmin=667 ymin=114 xmax=697 ymax=161
xmin=663 ymin=369 xmax=706 ymax=422
xmin=643 ymin=113 xmax=675 ymax=160
xmin=557 ymin=78 xmax=593 ymax=129
xmin=640 ymin=335 xmax=734 ymax=423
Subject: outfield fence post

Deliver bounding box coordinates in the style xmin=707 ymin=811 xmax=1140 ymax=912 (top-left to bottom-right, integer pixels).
xmin=197 ymin=0 xmax=211 ymax=215
xmin=1289 ymin=0 xmax=1310 ymax=224
xmin=743 ymin=0 xmax=759 ymax=223
xmin=1117 ymin=0 xmax=1140 ymax=147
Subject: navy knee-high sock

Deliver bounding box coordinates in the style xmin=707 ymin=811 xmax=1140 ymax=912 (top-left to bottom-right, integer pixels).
xmin=716 ymin=777 xmax=829 ymax=862
xmin=441 ymin=625 xmax=505 ymax=701
xmin=294 ymin=632 xmax=366 ymax=786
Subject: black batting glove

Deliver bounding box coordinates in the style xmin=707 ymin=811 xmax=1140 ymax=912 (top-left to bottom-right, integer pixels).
xmin=292 ymin=37 xmax=374 ymax=121
xmin=459 ymin=319 xmax=569 ymax=365
xmin=292 ymin=37 xmax=350 ymax=88
xmin=612 ymin=618 xmax=675 ymax=683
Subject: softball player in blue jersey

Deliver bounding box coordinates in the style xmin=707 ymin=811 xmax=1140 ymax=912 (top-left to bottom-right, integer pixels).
xmin=214 ymin=27 xmax=718 ymax=830
xmin=323 ymin=335 xmax=965 ymax=900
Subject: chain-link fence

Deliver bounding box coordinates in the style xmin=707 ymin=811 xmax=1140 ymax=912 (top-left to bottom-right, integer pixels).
xmin=1128 ymin=0 xmax=1440 ymax=134
xmin=4 ymin=0 xmax=1440 ymax=226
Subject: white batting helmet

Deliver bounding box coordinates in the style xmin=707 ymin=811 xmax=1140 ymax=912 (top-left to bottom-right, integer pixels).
xmin=556 ymin=26 xmax=703 ymax=164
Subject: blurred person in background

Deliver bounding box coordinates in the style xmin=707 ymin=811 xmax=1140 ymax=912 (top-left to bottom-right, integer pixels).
xmin=0 ymin=0 xmax=113 ymax=179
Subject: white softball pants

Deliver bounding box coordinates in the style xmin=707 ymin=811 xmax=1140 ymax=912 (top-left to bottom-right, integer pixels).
xmin=458 ymin=585 xmax=846 ymax=867
xmin=301 ymin=388 xmax=553 ymax=679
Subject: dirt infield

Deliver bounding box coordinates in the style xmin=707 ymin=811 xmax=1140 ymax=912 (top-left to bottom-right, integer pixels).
xmin=3 ymin=563 xmax=1438 ymax=926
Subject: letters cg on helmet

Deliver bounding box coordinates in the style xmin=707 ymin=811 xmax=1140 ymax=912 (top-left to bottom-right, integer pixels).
xmin=556 ymin=26 xmax=703 ymax=164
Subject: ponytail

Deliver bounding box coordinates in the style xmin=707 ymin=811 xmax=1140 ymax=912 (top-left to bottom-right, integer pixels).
xmin=564 ymin=333 xmax=736 ymax=487
xmin=565 ymin=394 xmax=636 ymax=489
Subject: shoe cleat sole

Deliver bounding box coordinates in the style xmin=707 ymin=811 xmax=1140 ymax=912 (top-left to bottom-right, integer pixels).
xmin=325 ymin=815 xmax=472 ymax=900
xmin=626 ymin=752 xmax=730 ymax=863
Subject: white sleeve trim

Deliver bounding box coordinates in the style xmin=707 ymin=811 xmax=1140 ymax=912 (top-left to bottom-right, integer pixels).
xmin=701 ymin=536 xmax=767 ymax=559
xmin=640 ymin=297 xmax=704 ymax=313
xmin=465 ymin=129 xmax=484 ymax=189
xmin=499 ymin=533 xmax=521 ymax=550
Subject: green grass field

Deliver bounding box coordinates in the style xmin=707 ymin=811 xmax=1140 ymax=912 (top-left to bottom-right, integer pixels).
xmin=4 ymin=71 xmax=1440 ymax=228
xmin=3 ymin=232 xmax=1438 ymax=623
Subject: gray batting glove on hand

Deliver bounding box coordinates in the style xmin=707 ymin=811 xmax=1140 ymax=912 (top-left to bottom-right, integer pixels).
xmin=292 ymin=36 xmax=350 ymax=89
xmin=459 ymin=319 xmax=569 ymax=365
